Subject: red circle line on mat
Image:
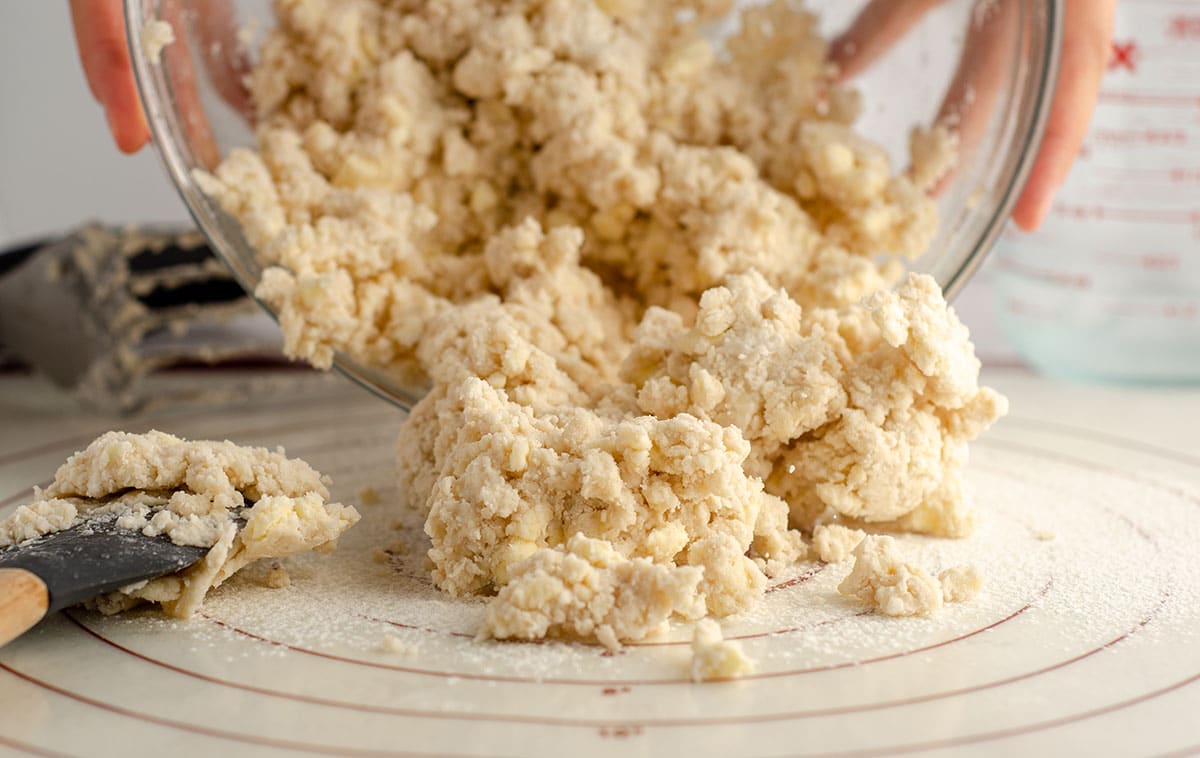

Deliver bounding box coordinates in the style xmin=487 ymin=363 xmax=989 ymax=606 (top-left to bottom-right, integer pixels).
xmin=0 ymin=413 xmax=1194 ymax=749
xmin=0 ymin=731 xmax=67 ymax=758
xmin=0 ymin=663 xmax=485 ymax=758
xmin=50 ymin=583 xmax=1171 ymax=731
xmin=185 ymin=575 xmax=1052 ymax=687
xmin=356 ymin=563 xmax=831 ymax=648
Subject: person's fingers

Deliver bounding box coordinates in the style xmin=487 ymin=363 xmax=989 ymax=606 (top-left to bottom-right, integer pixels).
xmin=919 ymin=1 xmax=1017 ymax=194
xmin=1012 ymin=0 xmax=1116 ymax=231
xmin=829 ymin=0 xmax=947 ymax=81
xmin=159 ymin=0 xmax=221 ymax=168
xmin=190 ymin=0 xmax=254 ymax=121
xmin=70 ymin=0 xmax=150 ymax=153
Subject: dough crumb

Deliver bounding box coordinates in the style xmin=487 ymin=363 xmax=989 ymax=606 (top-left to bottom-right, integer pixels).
xmin=812 ymin=524 xmax=867 ymax=563
xmin=357 ymin=486 xmax=381 ymax=506
xmin=140 ymin=19 xmax=175 ymax=64
xmin=0 ymin=498 xmax=78 ymax=545
xmin=909 ymin=123 xmax=959 ymax=191
xmin=371 ymin=547 xmax=391 ymax=565
xmin=261 ymin=564 xmax=292 ymax=589
xmin=939 ymin=564 xmax=983 ymax=603
xmin=838 ymin=535 xmax=943 ymax=617
xmin=380 ymin=635 xmax=417 ymax=656
xmin=1036 ymin=529 xmax=1057 ymax=541
xmin=690 ymin=619 xmax=754 ymax=682
xmin=0 ymin=430 xmax=359 ymax=617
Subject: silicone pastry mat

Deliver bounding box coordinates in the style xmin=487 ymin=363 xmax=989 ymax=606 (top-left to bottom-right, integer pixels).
xmin=0 ymin=371 xmax=1197 ymax=757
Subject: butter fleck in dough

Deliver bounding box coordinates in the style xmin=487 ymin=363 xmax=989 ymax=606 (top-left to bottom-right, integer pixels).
xmin=0 ymin=431 xmax=359 ymax=617
xmin=198 ymin=0 xmax=1003 ymax=646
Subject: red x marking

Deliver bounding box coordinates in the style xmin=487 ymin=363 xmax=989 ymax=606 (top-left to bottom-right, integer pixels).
xmin=1109 ymin=40 xmax=1138 ymax=72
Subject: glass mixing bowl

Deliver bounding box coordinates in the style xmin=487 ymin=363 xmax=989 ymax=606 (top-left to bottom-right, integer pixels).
xmin=125 ymin=0 xmax=1061 ymax=409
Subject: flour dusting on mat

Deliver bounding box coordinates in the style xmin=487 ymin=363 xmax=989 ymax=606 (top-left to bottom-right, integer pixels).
xmin=189 ymin=0 xmax=1001 ymax=652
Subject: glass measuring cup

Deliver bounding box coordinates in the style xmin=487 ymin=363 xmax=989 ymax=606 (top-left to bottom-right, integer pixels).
xmin=994 ymin=0 xmax=1200 ymax=384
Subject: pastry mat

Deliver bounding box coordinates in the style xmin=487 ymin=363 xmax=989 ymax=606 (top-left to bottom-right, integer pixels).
xmin=0 ymin=370 xmax=1197 ymax=757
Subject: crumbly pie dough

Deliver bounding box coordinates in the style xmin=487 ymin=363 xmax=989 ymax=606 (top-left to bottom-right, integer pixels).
xmin=195 ymin=0 xmax=1005 ymax=648
xmin=812 ymin=524 xmax=867 ymax=564
xmin=0 ymin=431 xmax=359 ymax=617
xmin=690 ymin=618 xmax=754 ymax=682
xmin=838 ymin=535 xmax=981 ymax=616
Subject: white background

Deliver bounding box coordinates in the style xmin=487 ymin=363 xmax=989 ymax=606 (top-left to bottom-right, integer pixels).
xmin=0 ymin=3 xmax=190 ymax=245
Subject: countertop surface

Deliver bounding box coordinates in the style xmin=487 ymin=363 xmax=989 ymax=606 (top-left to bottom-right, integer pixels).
xmin=0 ymin=369 xmax=1197 ymax=757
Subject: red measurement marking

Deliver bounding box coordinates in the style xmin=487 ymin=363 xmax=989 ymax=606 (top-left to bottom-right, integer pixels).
xmin=1143 ymin=254 xmax=1181 ymax=271
xmin=1050 ymin=203 xmax=1200 ymax=225
xmin=1109 ymin=40 xmax=1138 ymax=73
xmin=1099 ymin=91 xmax=1200 ymax=108
xmin=1168 ymin=14 xmax=1200 ymax=41
xmin=1164 ymin=303 xmax=1199 ymax=319
xmin=1004 ymin=296 xmax=1058 ymax=319
xmin=598 ymin=725 xmax=644 ymax=739
xmin=1169 ymin=167 xmax=1200 ymax=183
xmin=996 ymin=257 xmax=1091 ymax=289
xmin=1092 ymin=128 xmax=1188 ymax=147
xmin=1097 ymin=251 xmax=1183 ymax=272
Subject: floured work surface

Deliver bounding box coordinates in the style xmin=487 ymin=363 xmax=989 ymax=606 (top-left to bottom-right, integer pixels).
xmin=0 ymin=371 xmax=1197 ymax=757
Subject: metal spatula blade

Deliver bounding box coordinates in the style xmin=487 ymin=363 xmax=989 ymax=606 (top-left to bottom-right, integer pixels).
xmin=0 ymin=518 xmax=210 ymax=646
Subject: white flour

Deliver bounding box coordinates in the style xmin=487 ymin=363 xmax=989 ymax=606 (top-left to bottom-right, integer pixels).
xmin=118 ymin=434 xmax=1194 ymax=681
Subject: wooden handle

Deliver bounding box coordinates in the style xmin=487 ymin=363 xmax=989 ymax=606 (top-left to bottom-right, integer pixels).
xmin=0 ymin=568 xmax=49 ymax=648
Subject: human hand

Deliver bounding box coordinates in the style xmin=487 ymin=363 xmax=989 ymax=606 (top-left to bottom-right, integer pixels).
xmin=71 ymin=0 xmax=149 ymax=153
xmin=830 ymin=0 xmax=1116 ymax=231
xmin=70 ymin=0 xmax=250 ymax=161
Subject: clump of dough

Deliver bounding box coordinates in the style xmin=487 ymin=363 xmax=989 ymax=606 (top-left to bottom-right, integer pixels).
xmin=690 ymin=618 xmax=754 ymax=682
xmin=627 ymin=271 xmax=1004 ymax=535
xmin=909 ymin=123 xmax=959 ymax=192
xmin=140 ymin=19 xmax=175 ymax=64
xmin=812 ymin=524 xmax=866 ymax=563
xmin=482 ymin=534 xmax=704 ymax=650
xmin=380 ymin=635 xmax=418 ymax=656
xmin=838 ymin=535 xmax=943 ymax=617
xmin=0 ymin=499 xmax=79 ymax=545
xmin=769 ymin=274 xmax=1007 ymax=535
xmin=0 ymin=431 xmax=359 ymax=617
xmin=939 ymin=564 xmax=983 ymax=603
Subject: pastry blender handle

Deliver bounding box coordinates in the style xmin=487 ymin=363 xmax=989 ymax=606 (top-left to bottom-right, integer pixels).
xmin=0 ymin=568 xmax=49 ymax=648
